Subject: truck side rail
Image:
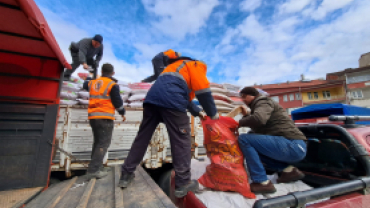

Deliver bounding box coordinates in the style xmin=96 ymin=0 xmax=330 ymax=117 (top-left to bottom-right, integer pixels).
xmin=253 ymin=177 xmax=370 ymax=208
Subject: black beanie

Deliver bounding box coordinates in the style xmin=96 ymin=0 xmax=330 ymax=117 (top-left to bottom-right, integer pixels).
xmin=93 ymin=34 xmax=103 ymax=44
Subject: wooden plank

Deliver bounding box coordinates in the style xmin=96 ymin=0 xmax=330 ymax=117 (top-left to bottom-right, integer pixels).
xmin=44 ymin=177 xmax=78 ymax=208
xmin=138 ymin=167 xmax=176 ymax=208
xmin=114 ymin=166 xmax=124 ymax=208
xmin=86 ymin=170 xmax=114 ymax=208
xmin=26 ymin=180 xmax=74 ymax=208
xmin=122 ymin=166 xmax=176 ymax=208
xmin=0 ymin=187 xmax=42 ymax=208
xmin=54 ymin=177 xmax=90 ymax=208
xmin=76 ymin=179 xmax=96 ymax=208
xmin=226 ymin=106 xmax=242 ymax=118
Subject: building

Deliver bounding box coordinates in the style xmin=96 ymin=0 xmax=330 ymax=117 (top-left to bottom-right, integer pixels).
xmin=327 ymin=65 xmax=370 ymax=108
xmin=256 ymin=76 xmax=346 ymax=115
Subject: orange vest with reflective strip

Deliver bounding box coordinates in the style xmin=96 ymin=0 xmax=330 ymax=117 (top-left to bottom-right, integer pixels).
xmin=163 ymin=49 xmax=179 ymax=59
xmin=160 ymin=60 xmax=210 ymax=101
xmin=88 ymin=77 xmax=116 ymax=120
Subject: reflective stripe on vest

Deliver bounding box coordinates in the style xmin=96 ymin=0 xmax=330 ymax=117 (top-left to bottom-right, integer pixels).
xmin=89 ymin=81 xmax=115 ymax=99
xmin=88 ymin=112 xmax=115 ymax=118
xmin=159 ymin=60 xmax=190 ymax=82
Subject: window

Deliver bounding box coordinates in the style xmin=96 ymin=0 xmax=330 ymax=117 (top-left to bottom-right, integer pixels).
xmin=307 ymin=92 xmax=313 ymax=100
xmin=352 ymin=90 xmax=364 ymax=99
xmin=314 ymin=92 xmax=319 ymax=99
xmin=289 ymin=94 xmax=294 ymax=101
xmin=347 ymin=75 xmax=370 ymax=84
xmin=322 ymin=91 xmax=331 ymax=99
xmin=283 ymin=95 xmax=288 ymax=102
xmin=296 ymin=93 xmax=302 ymax=100
xmin=271 ymin=96 xmax=279 ymax=103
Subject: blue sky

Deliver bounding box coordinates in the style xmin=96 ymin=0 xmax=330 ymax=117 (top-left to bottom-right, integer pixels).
xmin=35 ymin=0 xmax=370 ymax=86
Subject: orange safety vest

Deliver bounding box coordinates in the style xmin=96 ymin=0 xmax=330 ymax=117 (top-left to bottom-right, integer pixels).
xmin=87 ymin=77 xmax=116 ymax=120
xmin=159 ymin=60 xmax=211 ymax=101
xmin=163 ymin=49 xmax=180 ymax=59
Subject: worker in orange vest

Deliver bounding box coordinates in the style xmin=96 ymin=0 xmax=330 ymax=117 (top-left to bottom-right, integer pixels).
xmin=119 ymin=56 xmax=219 ymax=198
xmin=82 ymin=63 xmax=126 ymax=180
xmin=141 ymin=49 xmax=181 ymax=83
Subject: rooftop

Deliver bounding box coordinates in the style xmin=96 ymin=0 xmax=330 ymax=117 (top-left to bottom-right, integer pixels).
xmin=254 ymin=79 xmax=343 ymax=90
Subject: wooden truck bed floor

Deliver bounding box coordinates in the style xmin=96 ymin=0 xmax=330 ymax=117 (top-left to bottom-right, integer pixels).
xmin=0 ymin=166 xmax=175 ymax=208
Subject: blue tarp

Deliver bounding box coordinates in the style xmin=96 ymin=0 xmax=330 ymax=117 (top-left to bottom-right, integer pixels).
xmin=291 ymin=104 xmax=370 ymax=125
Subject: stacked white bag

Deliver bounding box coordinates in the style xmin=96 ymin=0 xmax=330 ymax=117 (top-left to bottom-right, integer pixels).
xmin=222 ymin=83 xmax=243 ymax=106
xmin=127 ymin=83 xmax=152 ymax=108
xmin=118 ymin=81 xmax=131 ymax=106
xmin=60 ymin=79 xmax=81 ymax=105
xmin=210 ymin=83 xmax=235 ymax=112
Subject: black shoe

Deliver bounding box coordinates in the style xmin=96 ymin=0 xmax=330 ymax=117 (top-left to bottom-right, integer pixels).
xmin=174 ymin=180 xmax=199 ymax=198
xmin=63 ymin=76 xmax=71 ymax=81
xmin=118 ymin=173 xmax=135 ymax=188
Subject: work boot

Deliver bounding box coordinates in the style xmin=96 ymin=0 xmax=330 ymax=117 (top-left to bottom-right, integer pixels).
xmin=118 ymin=173 xmax=135 ymax=188
xmin=277 ymin=168 xmax=305 ymax=183
xmin=174 ymin=180 xmax=199 ymax=198
xmin=250 ymin=181 xmax=276 ymax=194
xmin=84 ymin=170 xmax=109 ymax=181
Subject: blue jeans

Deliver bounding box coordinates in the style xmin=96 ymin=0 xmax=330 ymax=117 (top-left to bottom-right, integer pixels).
xmin=238 ymin=133 xmax=307 ymax=183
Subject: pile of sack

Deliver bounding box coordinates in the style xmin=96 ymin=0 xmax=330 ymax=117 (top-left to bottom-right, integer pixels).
xmin=60 ymin=77 xmax=86 ymax=105
xmin=60 ymin=75 xmax=152 ymax=108
xmin=126 ymin=83 xmax=152 ymax=108
xmin=210 ymin=83 xmax=243 ymax=112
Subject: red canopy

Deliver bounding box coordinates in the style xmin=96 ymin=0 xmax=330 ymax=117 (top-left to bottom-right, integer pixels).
xmin=0 ymin=0 xmax=71 ymax=69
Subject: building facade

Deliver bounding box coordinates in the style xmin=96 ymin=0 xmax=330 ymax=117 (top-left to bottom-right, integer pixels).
xmin=327 ymin=65 xmax=370 ymax=108
xmin=257 ymin=79 xmax=346 ymax=115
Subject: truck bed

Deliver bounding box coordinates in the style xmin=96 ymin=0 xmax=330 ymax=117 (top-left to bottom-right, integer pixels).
xmin=25 ymin=166 xmax=176 ymax=208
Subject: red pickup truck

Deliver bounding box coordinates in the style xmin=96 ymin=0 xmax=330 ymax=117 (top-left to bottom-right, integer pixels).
xmin=157 ymin=116 xmax=370 ymax=208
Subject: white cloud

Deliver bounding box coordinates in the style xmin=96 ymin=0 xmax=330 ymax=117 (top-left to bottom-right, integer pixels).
xmin=215 ymin=0 xmax=370 ymax=86
xmin=279 ymin=0 xmax=311 ymax=14
xmin=311 ymin=0 xmax=354 ymax=20
xmin=40 ymin=7 xmax=153 ymax=83
xmin=240 ymin=0 xmax=262 ymax=12
xmin=142 ymin=0 xmax=219 ymax=39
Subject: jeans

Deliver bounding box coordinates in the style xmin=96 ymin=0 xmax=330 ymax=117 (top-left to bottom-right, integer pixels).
xmin=87 ymin=119 xmax=114 ymax=173
xmin=238 ymin=133 xmax=307 ymax=183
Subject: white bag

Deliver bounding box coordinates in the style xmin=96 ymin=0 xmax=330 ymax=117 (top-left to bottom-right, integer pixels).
xmin=130 ymin=102 xmax=143 ymax=108
xmin=212 ymin=93 xmax=233 ymax=103
xmin=216 ymin=106 xmax=233 ymax=112
xmin=62 ymin=81 xmax=81 ymax=92
xmin=60 ymin=91 xmax=78 ymax=100
xmin=78 ymin=99 xmax=89 ymax=105
xmin=70 ymin=76 xmax=84 ymax=85
xmin=227 ymin=91 xmax=240 ymax=97
xmin=128 ymin=94 xmax=146 ymax=102
xmin=223 ymin=83 xmax=241 ymax=92
xmin=210 ymin=83 xmax=225 ymax=89
xmin=121 ymin=94 xmax=129 ymax=102
xmin=60 ymin=99 xmax=78 ymax=105
xmin=119 ymin=86 xmax=132 ymax=95
xmin=131 ymin=89 xmax=149 ymax=95
xmin=78 ymin=91 xmax=90 ymax=99
xmin=214 ymin=100 xmax=235 ymax=108
xmin=211 ymin=87 xmax=228 ymax=95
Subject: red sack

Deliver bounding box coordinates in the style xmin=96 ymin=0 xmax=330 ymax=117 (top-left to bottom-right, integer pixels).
xmin=198 ymin=116 xmax=256 ymax=199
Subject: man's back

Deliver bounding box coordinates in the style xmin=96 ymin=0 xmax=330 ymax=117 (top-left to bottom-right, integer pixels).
xmin=245 ymin=96 xmax=306 ymax=140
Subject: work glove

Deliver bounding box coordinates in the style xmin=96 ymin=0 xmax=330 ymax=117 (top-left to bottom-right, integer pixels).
xmin=199 ymin=112 xmax=206 ymax=120
xmin=210 ymin=113 xmax=219 ymax=120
